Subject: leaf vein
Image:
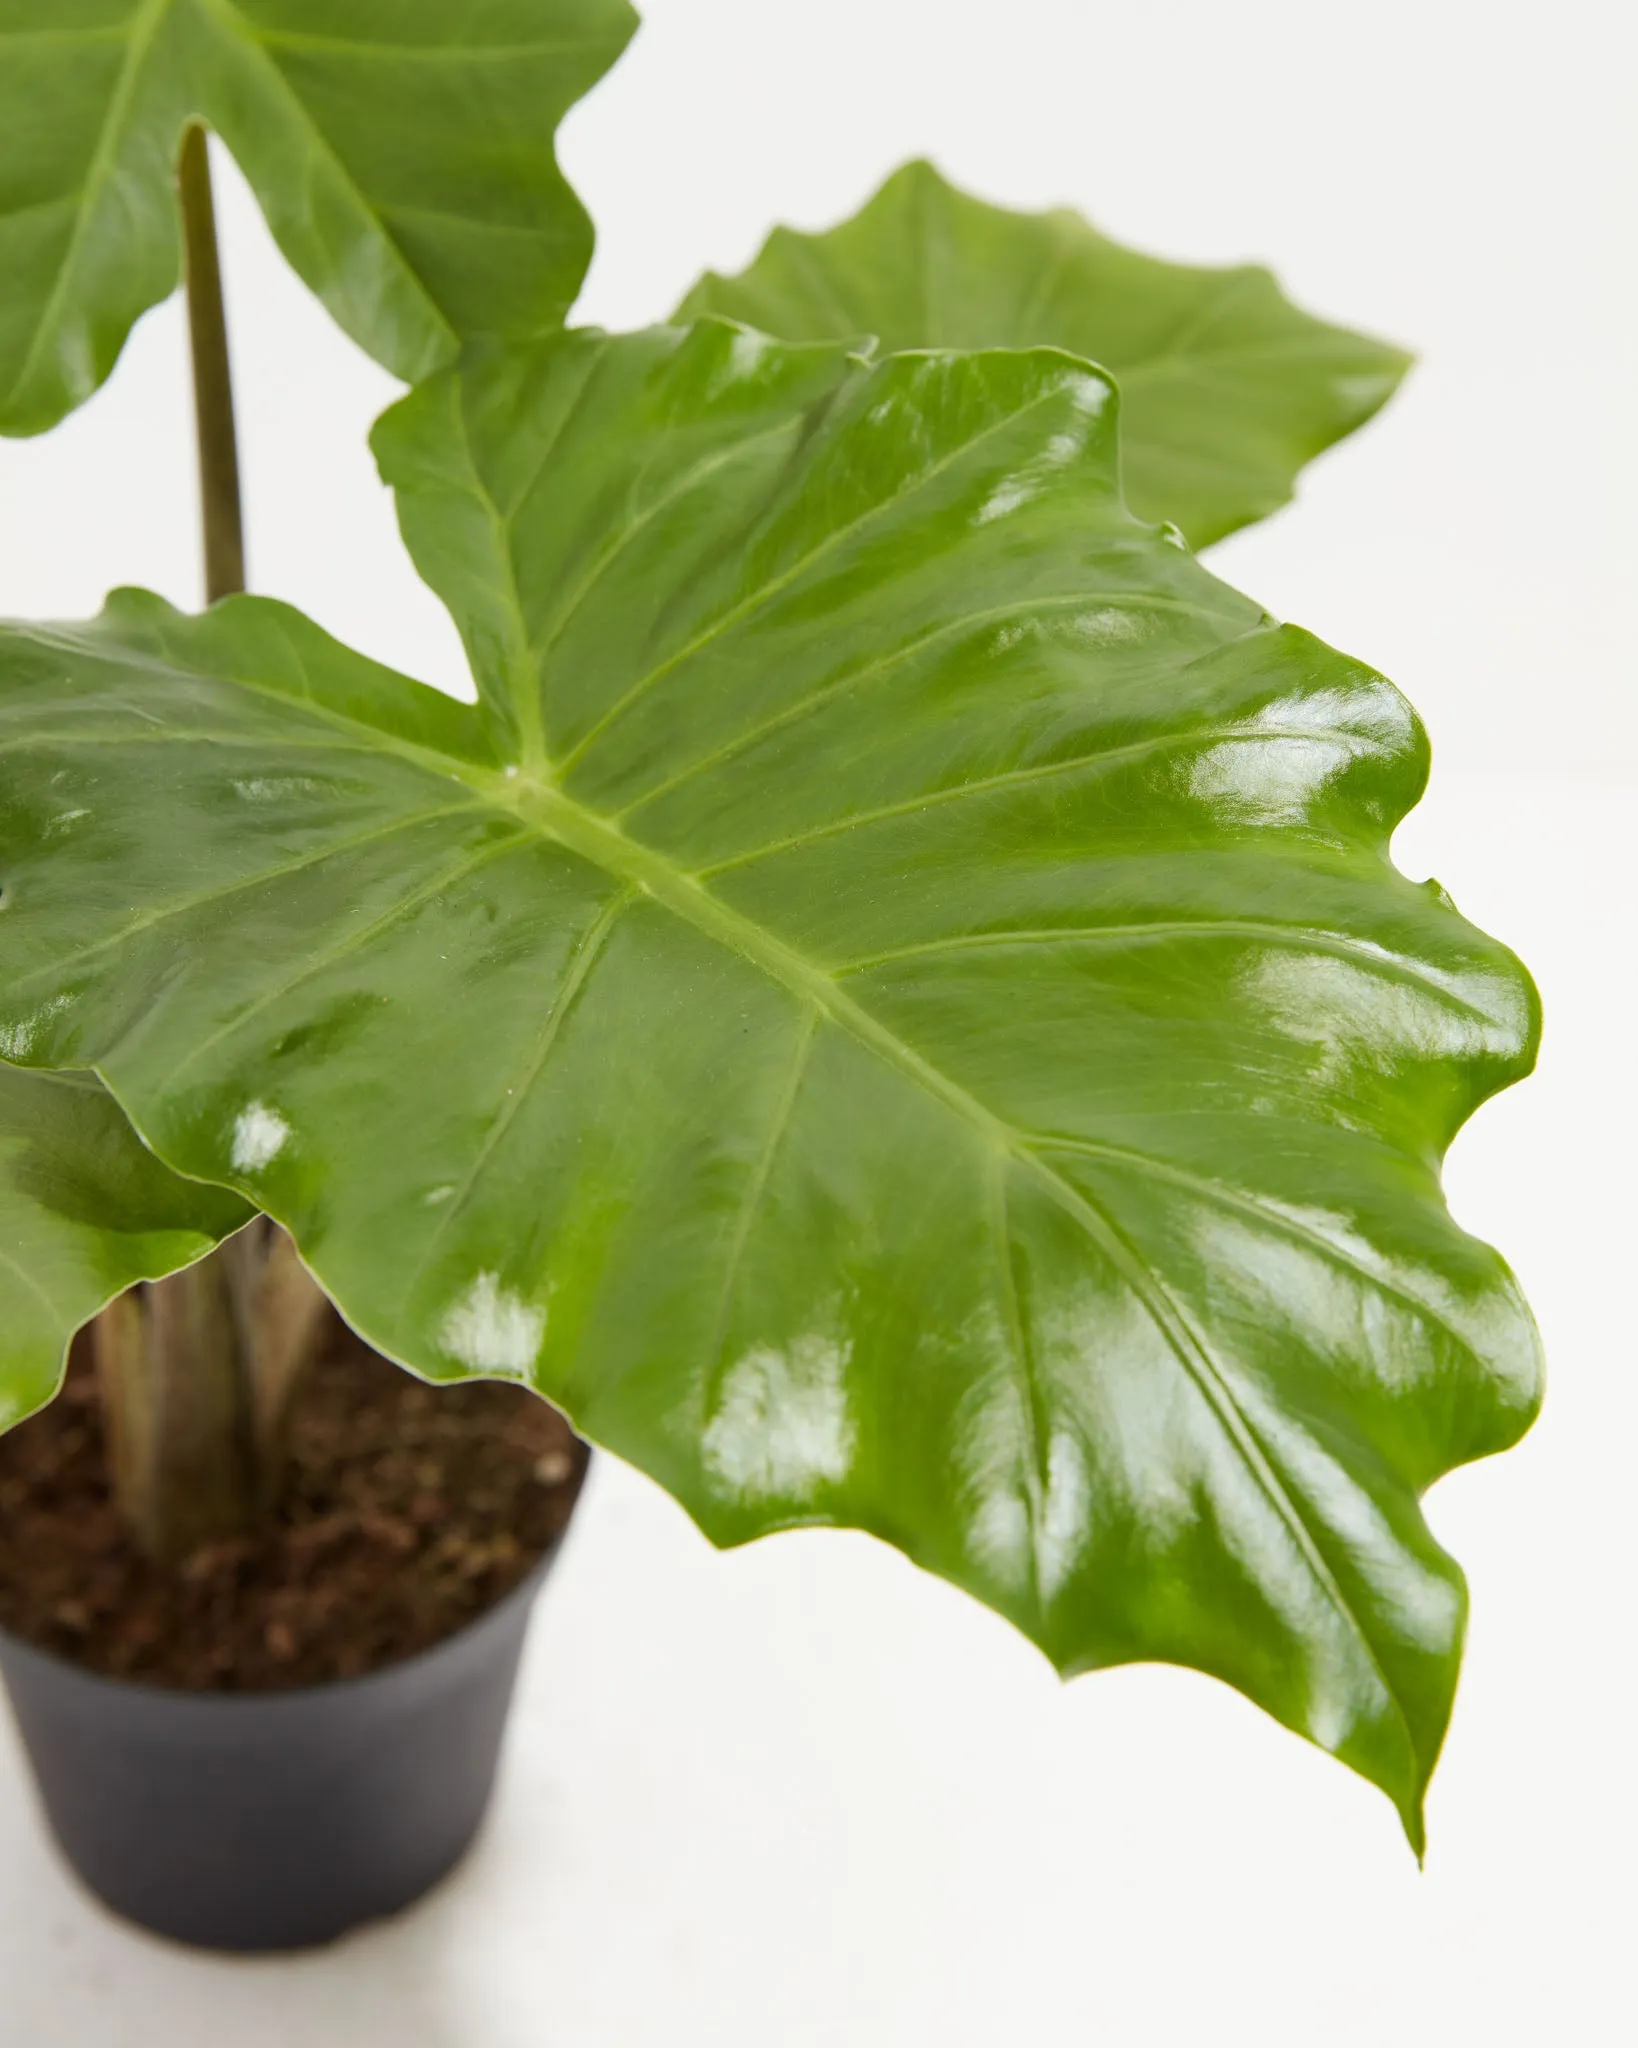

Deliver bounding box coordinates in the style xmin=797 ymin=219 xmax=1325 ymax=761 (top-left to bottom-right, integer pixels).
xmin=989 ymin=1148 xmax=1047 ymax=1621
xmin=1016 ymin=1148 xmax=1414 ymax=1753
xmin=4 ymin=0 xmax=173 ymax=411
xmin=5 ymin=801 xmax=481 ymax=1001
xmin=697 ymin=1004 xmax=819 ymax=1425
xmin=0 ymin=1239 xmax=68 ymax=1326
xmin=697 ymin=717 xmax=1326 ymax=879
xmin=556 ymin=378 xmax=1085 ymax=776
xmin=197 ymin=0 xmax=455 ymax=353
xmin=529 ymin=419 xmax=801 ymax=678
xmin=615 ymin=591 xmax=1250 ymax=825
xmin=418 ymin=882 xmax=635 ymax=1263
xmin=1029 ymin=1133 xmax=1486 ymax=1366
xmin=835 ymin=918 xmax=1497 ymax=1022
xmin=154 ymin=826 xmax=529 ymax=1093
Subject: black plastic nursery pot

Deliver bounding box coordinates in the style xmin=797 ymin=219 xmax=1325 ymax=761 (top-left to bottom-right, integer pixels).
xmin=0 ymin=1469 xmax=586 ymax=1952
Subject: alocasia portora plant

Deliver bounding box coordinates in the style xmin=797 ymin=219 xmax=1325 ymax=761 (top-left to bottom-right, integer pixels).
xmin=0 ymin=1 xmax=1539 ymax=1854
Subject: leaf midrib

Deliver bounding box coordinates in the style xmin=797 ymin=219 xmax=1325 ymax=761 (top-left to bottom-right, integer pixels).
xmin=4 ymin=0 xmax=173 ymax=410
xmin=198 ymin=0 xmax=455 ymax=355
xmin=490 ymin=777 xmax=1414 ymax=1763
xmin=3 ymin=0 xmax=470 ymax=414
xmin=5 ymin=606 xmax=1421 ymax=1770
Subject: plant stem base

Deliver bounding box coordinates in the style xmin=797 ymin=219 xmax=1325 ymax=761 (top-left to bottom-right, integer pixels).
xmin=0 ymin=1329 xmax=582 ymax=1689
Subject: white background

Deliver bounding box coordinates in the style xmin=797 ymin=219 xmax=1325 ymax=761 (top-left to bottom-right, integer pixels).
xmin=1 ymin=0 xmax=1633 ymax=2041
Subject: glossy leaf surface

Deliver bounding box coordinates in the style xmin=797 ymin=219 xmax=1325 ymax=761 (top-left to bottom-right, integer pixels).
xmin=0 ymin=324 xmax=1539 ymax=1841
xmin=0 ymin=0 xmax=638 ymax=435
xmin=0 ymin=1064 xmax=249 ymax=1427
xmin=678 ymin=161 xmax=1411 ymax=546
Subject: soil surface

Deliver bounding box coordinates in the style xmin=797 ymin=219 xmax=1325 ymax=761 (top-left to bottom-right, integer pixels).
xmin=0 ymin=1323 xmax=586 ymax=1690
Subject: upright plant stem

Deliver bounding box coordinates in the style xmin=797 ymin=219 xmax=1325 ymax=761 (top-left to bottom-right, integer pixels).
xmin=178 ymin=123 xmax=245 ymax=604
xmin=90 ymin=128 xmax=331 ymax=1563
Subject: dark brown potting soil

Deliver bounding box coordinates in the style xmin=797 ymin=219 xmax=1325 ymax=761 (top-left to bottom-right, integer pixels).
xmin=0 ymin=1324 xmax=586 ymax=1691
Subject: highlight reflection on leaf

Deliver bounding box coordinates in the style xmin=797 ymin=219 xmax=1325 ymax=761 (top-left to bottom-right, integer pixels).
xmin=0 ymin=322 xmax=1537 ymax=1846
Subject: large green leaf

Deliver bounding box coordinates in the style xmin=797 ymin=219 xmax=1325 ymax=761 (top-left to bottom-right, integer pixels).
xmin=0 ymin=322 xmax=1539 ymax=1843
xmin=677 ymin=160 xmax=1412 ymax=546
xmin=0 ymin=1063 xmax=250 ymax=1427
xmin=0 ymin=0 xmax=637 ymax=435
